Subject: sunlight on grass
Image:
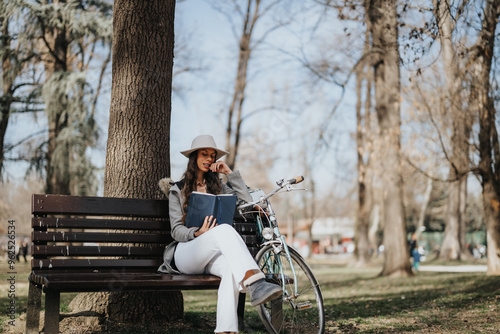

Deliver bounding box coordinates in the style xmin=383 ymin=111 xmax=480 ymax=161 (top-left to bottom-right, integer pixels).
xmin=1 ymin=258 xmax=499 ymax=333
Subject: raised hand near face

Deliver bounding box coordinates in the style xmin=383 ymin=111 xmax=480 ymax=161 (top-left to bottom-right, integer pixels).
xmin=209 ymin=161 xmax=232 ymax=175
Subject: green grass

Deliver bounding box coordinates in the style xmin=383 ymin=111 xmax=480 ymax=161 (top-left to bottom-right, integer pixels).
xmin=1 ymin=258 xmax=499 ymax=333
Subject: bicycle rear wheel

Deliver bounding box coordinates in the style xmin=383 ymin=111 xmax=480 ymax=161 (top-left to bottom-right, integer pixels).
xmin=255 ymin=245 xmax=325 ymax=334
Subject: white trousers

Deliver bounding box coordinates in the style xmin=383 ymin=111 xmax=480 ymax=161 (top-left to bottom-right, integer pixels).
xmin=174 ymin=224 xmax=259 ymax=333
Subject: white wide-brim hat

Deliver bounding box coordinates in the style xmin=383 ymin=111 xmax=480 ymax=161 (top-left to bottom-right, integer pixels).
xmin=180 ymin=135 xmax=228 ymax=159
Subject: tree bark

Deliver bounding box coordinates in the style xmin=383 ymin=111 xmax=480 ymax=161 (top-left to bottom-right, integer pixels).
xmin=367 ymin=0 xmax=412 ymax=277
xmin=68 ymin=0 xmax=183 ymax=325
xmin=103 ymin=0 xmax=174 ymax=200
xmin=472 ymin=0 xmax=500 ymax=275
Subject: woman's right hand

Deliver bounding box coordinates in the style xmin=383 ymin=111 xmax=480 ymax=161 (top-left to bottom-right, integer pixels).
xmin=194 ymin=215 xmax=217 ymax=237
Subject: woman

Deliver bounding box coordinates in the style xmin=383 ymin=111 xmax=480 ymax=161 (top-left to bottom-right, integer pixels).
xmin=158 ymin=134 xmax=282 ymax=334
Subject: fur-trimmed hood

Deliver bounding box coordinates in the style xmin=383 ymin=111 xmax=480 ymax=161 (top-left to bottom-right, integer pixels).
xmin=158 ymin=177 xmax=175 ymax=196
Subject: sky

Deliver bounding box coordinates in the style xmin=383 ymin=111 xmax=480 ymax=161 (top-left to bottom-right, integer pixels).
xmin=3 ymin=0 xmax=366 ymax=202
xmin=168 ymin=0 xmax=359 ymax=195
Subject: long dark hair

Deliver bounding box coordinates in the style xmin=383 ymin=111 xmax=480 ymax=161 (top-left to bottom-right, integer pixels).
xmin=180 ymin=151 xmax=222 ymax=222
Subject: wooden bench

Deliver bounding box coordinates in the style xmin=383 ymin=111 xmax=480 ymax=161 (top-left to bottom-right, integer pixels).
xmin=26 ymin=194 xmax=259 ymax=334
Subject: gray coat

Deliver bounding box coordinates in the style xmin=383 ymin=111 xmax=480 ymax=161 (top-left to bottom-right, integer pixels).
xmin=157 ymin=170 xmax=252 ymax=274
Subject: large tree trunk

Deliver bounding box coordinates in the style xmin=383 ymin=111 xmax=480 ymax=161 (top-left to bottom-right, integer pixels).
xmin=367 ymin=0 xmax=412 ymax=277
xmin=473 ymin=0 xmax=500 ymax=275
xmin=68 ymin=0 xmax=183 ymax=327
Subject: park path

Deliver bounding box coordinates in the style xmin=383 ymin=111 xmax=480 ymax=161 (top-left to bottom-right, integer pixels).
xmin=419 ymin=265 xmax=487 ymax=272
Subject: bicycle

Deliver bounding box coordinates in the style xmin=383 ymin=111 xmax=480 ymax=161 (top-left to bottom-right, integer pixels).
xmin=238 ymin=176 xmax=325 ymax=334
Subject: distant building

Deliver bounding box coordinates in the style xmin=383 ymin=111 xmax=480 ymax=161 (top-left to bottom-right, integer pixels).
xmin=280 ymin=217 xmax=355 ymax=256
xmin=311 ymin=217 xmax=355 ymax=240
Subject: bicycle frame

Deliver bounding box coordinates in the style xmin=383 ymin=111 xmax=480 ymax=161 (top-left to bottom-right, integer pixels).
xmin=238 ymin=177 xmax=306 ymax=300
xmin=259 ymin=203 xmax=300 ymax=300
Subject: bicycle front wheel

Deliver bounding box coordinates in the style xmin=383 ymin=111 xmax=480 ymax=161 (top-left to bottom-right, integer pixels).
xmin=255 ymin=245 xmax=325 ymax=334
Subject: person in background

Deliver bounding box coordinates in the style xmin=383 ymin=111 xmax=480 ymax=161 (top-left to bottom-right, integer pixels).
xmin=21 ymin=240 xmax=28 ymax=262
xmin=410 ymin=233 xmax=421 ymax=272
xmin=15 ymin=241 xmax=20 ymax=262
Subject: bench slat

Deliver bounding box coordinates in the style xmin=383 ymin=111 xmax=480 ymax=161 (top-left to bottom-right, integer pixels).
xmin=240 ymin=234 xmax=257 ymax=245
xmin=33 ymin=258 xmax=162 ymax=270
xmin=32 ymin=268 xmax=159 ymax=275
xmin=33 ymin=232 xmax=254 ymax=245
xmin=31 ymin=245 xmax=164 ymax=258
xmin=30 ymin=273 xmax=221 ymax=292
xmin=32 ymin=231 xmax=169 ymax=244
xmin=27 ymin=193 xmax=259 ymax=334
xmin=32 ymin=194 xmax=168 ymax=217
xmin=233 ymin=222 xmax=258 ymax=234
xmin=32 ymin=217 xmax=168 ymax=230
xmin=33 ymin=219 xmax=255 ymax=234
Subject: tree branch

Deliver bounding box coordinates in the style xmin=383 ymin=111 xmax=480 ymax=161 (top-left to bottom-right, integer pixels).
xmin=4 ymin=129 xmax=47 ymax=152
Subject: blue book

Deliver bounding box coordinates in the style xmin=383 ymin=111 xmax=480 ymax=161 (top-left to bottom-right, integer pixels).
xmin=185 ymin=192 xmax=238 ymax=228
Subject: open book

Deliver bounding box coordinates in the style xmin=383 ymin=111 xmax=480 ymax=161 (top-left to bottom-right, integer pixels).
xmin=185 ymin=192 xmax=238 ymax=228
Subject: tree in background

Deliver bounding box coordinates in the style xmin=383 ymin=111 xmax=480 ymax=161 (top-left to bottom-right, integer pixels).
xmin=0 ymin=1 xmax=41 ymax=175
xmin=367 ymin=0 xmax=412 ymax=277
xmin=470 ymin=0 xmax=500 ymax=275
xmin=401 ymin=0 xmax=500 ymax=273
xmin=222 ymin=0 xmax=260 ymax=170
xmin=214 ymin=0 xmax=291 ymax=170
xmin=432 ymin=0 xmax=473 ymax=261
xmin=30 ymin=0 xmax=112 ymax=195
xmin=354 ymin=9 xmax=376 ymax=266
xmin=68 ymin=0 xmax=181 ymax=327
xmin=293 ymin=0 xmax=379 ymax=263
xmin=1 ymin=0 xmax=112 ymax=196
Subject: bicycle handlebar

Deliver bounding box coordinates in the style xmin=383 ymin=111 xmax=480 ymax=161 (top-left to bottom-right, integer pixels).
xmin=288 ymin=175 xmax=304 ymax=185
xmin=238 ymin=175 xmax=305 ymax=210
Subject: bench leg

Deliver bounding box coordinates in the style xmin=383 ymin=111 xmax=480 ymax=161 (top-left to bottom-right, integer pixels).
xmin=44 ymin=290 xmax=60 ymax=334
xmin=26 ymin=282 xmax=42 ymax=334
xmin=237 ymin=292 xmax=246 ymax=331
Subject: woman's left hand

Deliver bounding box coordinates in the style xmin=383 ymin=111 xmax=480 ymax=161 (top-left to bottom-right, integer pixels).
xmin=210 ymin=161 xmax=232 ymax=175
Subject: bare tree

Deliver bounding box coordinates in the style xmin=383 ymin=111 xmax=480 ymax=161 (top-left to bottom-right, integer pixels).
xmin=367 ymin=0 xmax=412 ymax=277
xmin=401 ymin=0 xmax=500 ymax=271
xmin=353 ymin=25 xmax=374 ymax=266
xmin=213 ymin=0 xmax=289 ymax=169
xmin=469 ymin=0 xmax=500 ymax=275
xmin=433 ymin=0 xmax=472 ymax=260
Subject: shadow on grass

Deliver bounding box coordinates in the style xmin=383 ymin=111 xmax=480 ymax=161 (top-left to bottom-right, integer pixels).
xmin=322 ymin=273 xmax=500 ymax=323
xmin=92 ymin=310 xmax=268 ymax=334
xmin=2 ymin=263 xmax=498 ymax=333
